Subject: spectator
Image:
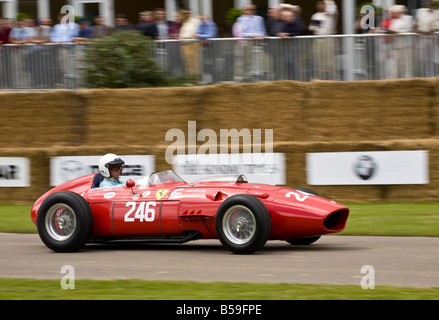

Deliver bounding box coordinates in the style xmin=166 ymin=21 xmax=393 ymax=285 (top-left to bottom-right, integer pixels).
xmin=114 ymin=14 xmax=134 ymax=32
xmin=233 ymin=4 xmax=266 ymax=82
xmin=33 ymin=18 xmax=51 ymax=43
xmin=154 ymin=8 xmax=169 ymax=39
xmin=0 ymin=18 xmax=11 ymax=44
xmin=179 ymin=9 xmax=200 ymax=75
xmin=92 ymin=15 xmax=111 ymax=38
xmin=309 ymin=0 xmax=338 ymax=35
xmin=50 ymin=13 xmax=79 ymax=43
xmin=9 ymin=18 xmax=35 ymax=44
xmin=179 ymin=9 xmax=200 ymax=39
xmin=137 ymin=11 xmax=156 ymax=38
xmin=27 ymin=19 xmax=51 ymax=88
xmin=8 ymin=18 xmax=35 ymax=89
xmin=309 ymin=0 xmax=339 ymax=80
xmin=74 ymin=19 xmax=93 ymax=44
xmin=196 ymin=15 xmax=218 ymax=83
xmin=277 ymin=9 xmax=305 ymax=80
xmin=388 ymin=5 xmax=414 ymax=78
xmin=266 ymin=7 xmax=283 ymax=37
xmin=196 ymin=14 xmax=217 ymax=40
xmin=277 ymin=9 xmax=305 ymax=37
xmin=236 ymin=4 xmax=266 ymax=38
xmin=169 ymin=12 xmax=183 ymax=39
xmin=40 ymin=17 xmax=52 ymax=30
xmin=50 ymin=13 xmax=79 ymax=88
xmin=416 ymin=0 xmax=439 ymax=77
xmin=0 ymin=18 xmax=12 ymax=89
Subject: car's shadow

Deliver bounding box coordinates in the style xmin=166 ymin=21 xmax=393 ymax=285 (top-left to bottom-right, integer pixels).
xmin=82 ymin=238 xmax=367 ymax=254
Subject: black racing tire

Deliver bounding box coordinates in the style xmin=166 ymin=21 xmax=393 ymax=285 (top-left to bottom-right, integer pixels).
xmin=215 ymin=194 xmax=271 ymax=254
xmin=287 ymin=236 xmax=321 ymax=246
xmin=36 ymin=191 xmax=93 ymax=252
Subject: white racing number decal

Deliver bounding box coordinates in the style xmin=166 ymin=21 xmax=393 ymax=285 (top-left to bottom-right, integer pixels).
xmin=124 ymin=201 xmax=156 ymax=222
xmin=285 ymin=191 xmax=309 ymax=202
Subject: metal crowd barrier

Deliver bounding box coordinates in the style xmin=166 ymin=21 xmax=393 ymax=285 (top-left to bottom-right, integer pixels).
xmin=1 ymin=33 xmax=438 ymax=91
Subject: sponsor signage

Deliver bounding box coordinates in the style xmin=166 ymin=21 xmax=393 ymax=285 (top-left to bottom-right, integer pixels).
xmin=0 ymin=157 xmax=30 ymax=187
xmin=173 ymin=153 xmax=286 ymax=185
xmin=306 ymin=151 xmax=429 ymax=185
xmin=50 ymin=155 xmax=155 ymax=186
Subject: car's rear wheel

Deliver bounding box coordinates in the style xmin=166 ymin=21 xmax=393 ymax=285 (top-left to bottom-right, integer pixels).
xmin=37 ymin=191 xmax=93 ymax=252
xmin=215 ymin=195 xmax=271 ymax=254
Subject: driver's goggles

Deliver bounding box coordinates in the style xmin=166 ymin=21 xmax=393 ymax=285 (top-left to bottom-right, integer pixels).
xmin=109 ymin=165 xmax=123 ymax=171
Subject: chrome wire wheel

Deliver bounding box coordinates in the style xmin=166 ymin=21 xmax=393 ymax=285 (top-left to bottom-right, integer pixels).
xmin=222 ymin=205 xmax=256 ymax=245
xmin=45 ymin=203 xmax=77 ymax=242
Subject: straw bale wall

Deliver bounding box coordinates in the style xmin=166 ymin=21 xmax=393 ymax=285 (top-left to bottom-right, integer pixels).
xmin=1 ymin=78 xmax=439 ymax=203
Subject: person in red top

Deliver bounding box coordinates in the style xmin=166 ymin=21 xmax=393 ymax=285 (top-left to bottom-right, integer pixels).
xmin=0 ymin=18 xmax=11 ymax=44
xmin=0 ymin=19 xmax=12 ymax=89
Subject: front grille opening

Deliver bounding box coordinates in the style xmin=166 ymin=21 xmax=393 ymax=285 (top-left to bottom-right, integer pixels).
xmin=324 ymin=209 xmax=348 ymax=230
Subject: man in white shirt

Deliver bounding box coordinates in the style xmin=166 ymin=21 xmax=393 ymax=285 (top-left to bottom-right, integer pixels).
xmin=50 ymin=13 xmax=79 ymax=43
xmin=416 ymin=0 xmax=439 ymax=77
xmin=179 ymin=10 xmax=200 ymax=75
xmin=309 ymin=0 xmax=338 ymax=36
xmin=388 ymin=5 xmax=414 ymax=78
xmin=236 ymin=4 xmax=266 ymax=38
xmin=309 ymin=0 xmax=339 ymax=80
xmin=50 ymin=13 xmax=80 ymax=88
xmin=233 ymin=4 xmax=267 ymax=82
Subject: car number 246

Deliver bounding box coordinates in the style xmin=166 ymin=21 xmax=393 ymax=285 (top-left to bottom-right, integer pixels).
xmin=124 ymin=201 xmax=156 ymax=222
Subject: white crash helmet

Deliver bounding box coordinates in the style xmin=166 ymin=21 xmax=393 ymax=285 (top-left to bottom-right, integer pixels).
xmin=98 ymin=153 xmax=125 ymax=178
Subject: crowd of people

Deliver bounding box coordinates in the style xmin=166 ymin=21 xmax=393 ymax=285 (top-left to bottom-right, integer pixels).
xmin=0 ymin=7 xmax=219 ymax=45
xmin=0 ymin=1 xmax=437 ymax=45
xmin=1 ymin=1 xmax=439 ymax=88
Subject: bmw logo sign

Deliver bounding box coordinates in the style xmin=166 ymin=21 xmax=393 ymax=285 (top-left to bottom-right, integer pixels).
xmin=354 ymin=155 xmax=376 ymax=180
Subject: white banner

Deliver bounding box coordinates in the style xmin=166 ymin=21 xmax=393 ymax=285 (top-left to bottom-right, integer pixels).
xmin=307 ymin=151 xmax=429 ymax=185
xmin=173 ymin=153 xmax=285 ymax=185
xmin=0 ymin=157 xmax=30 ymax=187
xmin=50 ymin=155 xmax=155 ymax=186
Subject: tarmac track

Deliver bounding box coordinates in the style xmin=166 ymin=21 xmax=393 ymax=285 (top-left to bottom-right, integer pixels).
xmin=1 ymin=233 xmax=438 ymax=288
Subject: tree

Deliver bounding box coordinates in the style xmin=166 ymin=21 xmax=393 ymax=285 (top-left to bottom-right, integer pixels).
xmin=84 ymin=31 xmax=167 ymax=88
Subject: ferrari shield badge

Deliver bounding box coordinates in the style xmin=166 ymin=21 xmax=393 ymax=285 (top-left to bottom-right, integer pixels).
xmin=156 ymin=189 xmax=168 ymax=200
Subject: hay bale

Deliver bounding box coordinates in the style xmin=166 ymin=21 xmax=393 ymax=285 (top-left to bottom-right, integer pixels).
xmin=82 ymin=87 xmax=202 ymax=147
xmin=201 ymin=81 xmax=307 ymax=143
xmin=0 ymin=91 xmax=86 ymax=147
xmin=305 ymin=78 xmax=436 ymax=142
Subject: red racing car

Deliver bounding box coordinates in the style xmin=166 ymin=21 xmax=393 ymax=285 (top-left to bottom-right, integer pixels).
xmin=31 ymin=170 xmax=349 ymax=254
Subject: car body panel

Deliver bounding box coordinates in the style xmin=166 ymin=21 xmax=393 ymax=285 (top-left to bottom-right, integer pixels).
xmin=31 ymin=172 xmax=349 ymax=243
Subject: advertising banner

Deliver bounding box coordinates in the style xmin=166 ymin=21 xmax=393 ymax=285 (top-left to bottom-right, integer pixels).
xmin=50 ymin=155 xmax=155 ymax=186
xmin=306 ymin=151 xmax=429 ymax=185
xmin=0 ymin=157 xmax=30 ymax=187
xmin=173 ymin=153 xmax=285 ymax=185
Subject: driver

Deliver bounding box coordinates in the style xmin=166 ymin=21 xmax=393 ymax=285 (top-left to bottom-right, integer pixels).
xmin=98 ymin=153 xmax=126 ymax=188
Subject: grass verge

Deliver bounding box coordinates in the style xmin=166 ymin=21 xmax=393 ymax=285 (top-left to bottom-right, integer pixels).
xmin=0 ymin=278 xmax=438 ymax=300
xmin=1 ymin=202 xmax=438 ymax=236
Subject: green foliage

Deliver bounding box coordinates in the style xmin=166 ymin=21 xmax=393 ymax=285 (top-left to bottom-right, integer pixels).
xmin=84 ymin=31 xmax=168 ymax=88
xmin=16 ymin=13 xmax=32 ymax=21
xmin=1 ymin=279 xmax=438 ymax=300
xmin=225 ymin=8 xmax=242 ymax=26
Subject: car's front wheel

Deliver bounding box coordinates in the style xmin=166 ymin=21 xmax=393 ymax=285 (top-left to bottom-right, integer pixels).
xmin=215 ymin=195 xmax=271 ymax=254
xmin=37 ymin=191 xmax=93 ymax=252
